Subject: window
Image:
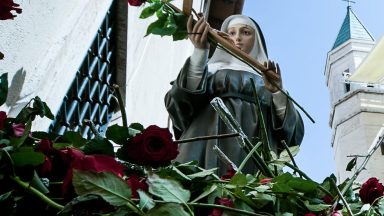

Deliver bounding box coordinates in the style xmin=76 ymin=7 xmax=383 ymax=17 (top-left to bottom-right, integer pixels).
xmin=343 ymin=69 xmax=351 ymax=93
xmin=49 ymin=2 xmax=118 ymax=139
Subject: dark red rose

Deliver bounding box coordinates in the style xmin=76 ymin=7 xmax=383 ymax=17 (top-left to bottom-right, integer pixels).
xmin=359 ymin=177 xmax=384 ymax=204
xmin=122 ymin=125 xmax=178 ymax=168
xmin=322 ymin=195 xmax=333 ymax=204
xmin=63 ymin=154 xmax=124 ymax=198
xmin=37 ymin=139 xmax=54 ymax=155
xmin=0 ymin=0 xmax=22 ymax=20
xmin=0 ymin=111 xmax=6 ymax=130
xmin=259 ymin=178 xmax=272 ymax=185
xmin=127 ymin=174 xmax=148 ymax=199
xmin=220 ymin=169 xmax=235 ymax=180
xmin=127 ymin=0 xmax=146 ymax=7
xmin=39 ymin=156 xmax=53 ymax=176
xmin=209 ymin=197 xmax=234 ymax=216
xmin=12 ymin=123 xmax=25 ymax=137
xmin=304 ymin=213 xmax=316 ymax=216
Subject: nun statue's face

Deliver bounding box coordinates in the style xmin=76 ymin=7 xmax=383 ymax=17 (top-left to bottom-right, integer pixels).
xmin=227 ymin=24 xmax=256 ymax=54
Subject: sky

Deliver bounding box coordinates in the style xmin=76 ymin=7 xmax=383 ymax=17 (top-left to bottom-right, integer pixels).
xmin=241 ymin=0 xmax=384 ymax=182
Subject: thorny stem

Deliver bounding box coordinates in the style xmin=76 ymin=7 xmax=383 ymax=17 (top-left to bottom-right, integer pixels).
xmin=84 ymin=119 xmax=101 ymax=136
xmin=213 ymin=145 xmax=238 ymax=171
xmin=112 ymin=84 xmax=128 ymax=127
xmin=334 ymin=129 xmax=384 ymax=209
xmin=330 ymin=178 xmax=354 ymax=216
xmin=280 ymin=140 xmax=301 ymax=177
xmin=175 ymin=133 xmax=240 ymax=144
xmin=236 ymin=141 xmax=262 ymax=174
xmin=10 ymin=176 xmax=64 ymax=210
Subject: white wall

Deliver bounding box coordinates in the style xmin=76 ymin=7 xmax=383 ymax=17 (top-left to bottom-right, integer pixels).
xmin=0 ymin=0 xmax=113 ymax=131
xmin=124 ymin=1 xmax=203 ymax=128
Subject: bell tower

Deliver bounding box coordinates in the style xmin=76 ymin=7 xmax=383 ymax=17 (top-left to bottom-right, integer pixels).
xmin=324 ymin=5 xmax=384 ymax=182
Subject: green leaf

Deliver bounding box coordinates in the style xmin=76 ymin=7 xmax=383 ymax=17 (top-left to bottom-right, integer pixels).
xmin=146 ymin=14 xmax=177 ymax=37
xmin=72 ymin=170 xmax=131 ymax=206
xmin=0 ymin=73 xmax=8 ymax=106
xmin=0 ymin=191 xmax=12 ymax=201
xmin=146 ymin=203 xmax=189 ymax=216
xmin=58 ymin=194 xmax=114 ymax=216
xmin=139 ymin=2 xmax=163 ymax=19
xmin=191 ymin=184 xmax=218 ymax=203
xmin=273 ymin=172 xmax=293 ymax=184
xmin=278 ymin=146 xmax=300 ymax=162
xmin=63 ymin=131 xmax=87 ymax=148
xmin=106 ymin=124 xmax=130 ymax=145
xmin=304 ymin=200 xmax=331 ymax=212
xmin=11 ymin=148 xmax=45 ymax=167
xmin=129 ymin=122 xmax=144 ymax=132
xmin=346 ymin=157 xmax=357 ymax=171
xmin=272 ymin=183 xmax=291 ymax=193
xmin=247 ymin=191 xmax=274 ymax=209
xmin=229 ymin=173 xmax=247 ymax=186
xmin=138 ymin=190 xmax=155 ymax=210
xmin=81 ymin=136 xmax=114 ymax=156
xmin=147 ymin=173 xmax=190 ymax=203
xmin=156 ymin=6 xmax=167 ymax=19
xmin=186 ymin=168 xmax=216 ymax=179
xmin=276 ymin=213 xmax=293 ymax=216
xmin=287 ymin=178 xmax=319 ymax=193
xmin=172 ymin=13 xmax=188 ymax=41
xmin=32 ymin=96 xmax=54 ymax=119
xmin=377 ymin=197 xmax=384 ymax=215
xmin=15 ymin=107 xmax=37 ymax=123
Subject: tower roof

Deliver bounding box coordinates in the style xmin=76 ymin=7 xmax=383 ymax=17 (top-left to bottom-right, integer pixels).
xmin=332 ymin=6 xmax=374 ymax=49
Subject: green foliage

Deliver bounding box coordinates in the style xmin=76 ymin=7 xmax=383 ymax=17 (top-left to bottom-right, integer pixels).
xmin=147 ymin=173 xmax=191 ymax=203
xmin=72 ymin=170 xmax=132 ymax=206
xmin=146 ymin=203 xmax=190 ymax=216
xmin=140 ymin=1 xmax=188 ymax=41
xmin=346 ymin=157 xmax=357 ymax=171
xmin=11 ymin=147 xmax=45 ymax=167
xmin=81 ymin=136 xmax=114 ymax=156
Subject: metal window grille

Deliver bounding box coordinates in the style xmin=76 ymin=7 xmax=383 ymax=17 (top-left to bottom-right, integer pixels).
xmin=50 ymin=3 xmax=117 ymax=139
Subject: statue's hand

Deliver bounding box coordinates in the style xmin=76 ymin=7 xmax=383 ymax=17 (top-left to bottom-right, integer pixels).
xmin=261 ymin=60 xmax=283 ymax=93
xmin=187 ymin=15 xmax=210 ymax=49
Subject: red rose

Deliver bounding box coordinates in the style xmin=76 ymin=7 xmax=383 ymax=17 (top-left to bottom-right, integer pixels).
xmin=0 ymin=111 xmax=6 ymax=130
xmin=359 ymin=177 xmax=384 ymax=204
xmin=259 ymin=178 xmax=272 ymax=185
xmin=304 ymin=213 xmax=316 ymax=216
xmin=127 ymin=174 xmax=148 ymax=199
xmin=37 ymin=139 xmax=54 ymax=155
xmin=127 ymin=0 xmax=146 ymax=7
xmin=209 ymin=197 xmax=234 ymax=216
xmin=39 ymin=156 xmax=53 ymax=176
xmin=322 ymin=195 xmax=333 ymax=204
xmin=63 ymin=154 xmax=124 ymax=198
xmin=12 ymin=123 xmax=25 ymax=137
xmin=0 ymin=0 xmax=22 ymax=20
xmin=120 ymin=125 xmax=178 ymax=168
xmin=220 ymin=168 xmax=235 ymax=180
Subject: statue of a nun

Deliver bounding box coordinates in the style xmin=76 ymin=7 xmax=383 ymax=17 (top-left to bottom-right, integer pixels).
xmin=165 ymin=14 xmax=304 ymax=175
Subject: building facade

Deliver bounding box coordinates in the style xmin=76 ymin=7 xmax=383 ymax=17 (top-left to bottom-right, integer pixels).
xmin=325 ymin=6 xmax=384 ymax=182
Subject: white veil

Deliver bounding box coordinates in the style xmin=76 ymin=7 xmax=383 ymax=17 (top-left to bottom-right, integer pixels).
xmin=207 ymin=15 xmax=268 ymax=74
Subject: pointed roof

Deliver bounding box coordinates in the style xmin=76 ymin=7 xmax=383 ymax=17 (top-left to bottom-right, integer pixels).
xmin=332 ymin=6 xmax=374 ymax=49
